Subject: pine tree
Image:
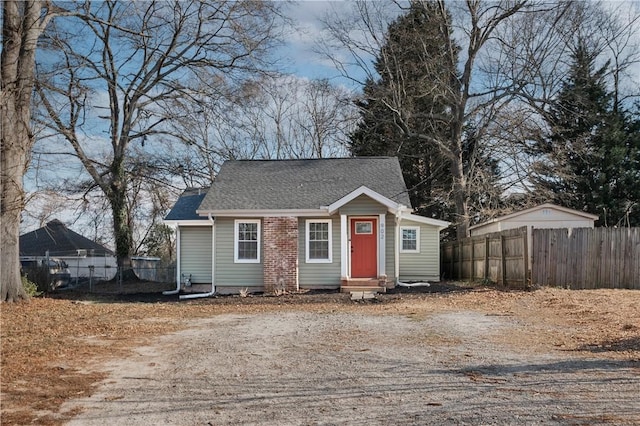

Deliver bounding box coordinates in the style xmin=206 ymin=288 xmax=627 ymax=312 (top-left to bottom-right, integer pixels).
xmin=349 ymin=1 xmax=502 ymax=230
xmin=532 ymin=42 xmax=640 ymax=226
xmin=350 ymin=1 xmax=457 ymax=220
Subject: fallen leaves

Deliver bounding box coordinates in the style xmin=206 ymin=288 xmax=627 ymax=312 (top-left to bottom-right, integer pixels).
xmin=1 ymin=284 xmax=638 ymax=425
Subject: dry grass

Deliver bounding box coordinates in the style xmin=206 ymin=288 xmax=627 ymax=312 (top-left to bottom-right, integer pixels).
xmin=1 ymin=283 xmax=639 ymax=425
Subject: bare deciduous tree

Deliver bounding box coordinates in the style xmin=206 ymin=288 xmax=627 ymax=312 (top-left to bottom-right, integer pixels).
xmin=163 ymin=75 xmax=356 ymax=187
xmin=322 ymin=0 xmax=563 ymax=237
xmin=1 ymin=0 xmax=61 ymax=301
xmin=34 ymin=0 xmax=286 ymax=270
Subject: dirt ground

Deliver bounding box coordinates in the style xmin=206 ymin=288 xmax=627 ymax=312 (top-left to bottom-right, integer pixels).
xmin=1 ymin=283 xmax=639 ymax=425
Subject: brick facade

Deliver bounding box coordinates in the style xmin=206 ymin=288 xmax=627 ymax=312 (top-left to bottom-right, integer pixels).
xmin=263 ymin=217 xmax=298 ymax=294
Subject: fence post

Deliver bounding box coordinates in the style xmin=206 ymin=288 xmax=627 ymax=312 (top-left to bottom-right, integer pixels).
xmin=484 ymin=236 xmax=489 ymax=281
xmin=500 ymin=235 xmax=506 ymax=287
xmin=471 ymin=238 xmax=475 ymax=280
xmin=458 ymin=240 xmax=463 ymax=280
xmin=523 ymin=227 xmax=529 ymax=288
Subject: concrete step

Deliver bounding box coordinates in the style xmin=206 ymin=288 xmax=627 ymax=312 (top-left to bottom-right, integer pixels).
xmin=340 ymin=285 xmax=386 ymax=293
xmin=341 ymin=278 xmax=380 ymax=287
xmin=350 ymin=291 xmax=378 ymax=301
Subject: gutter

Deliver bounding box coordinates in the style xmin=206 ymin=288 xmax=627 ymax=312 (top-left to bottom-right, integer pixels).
xmin=394 ymin=210 xmax=401 ymax=284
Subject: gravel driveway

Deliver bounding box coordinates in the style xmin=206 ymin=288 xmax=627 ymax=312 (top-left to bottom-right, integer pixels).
xmin=64 ymin=310 xmax=640 ymax=425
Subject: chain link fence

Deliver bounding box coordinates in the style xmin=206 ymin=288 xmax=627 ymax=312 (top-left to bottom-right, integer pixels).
xmin=21 ymin=250 xmax=177 ymax=295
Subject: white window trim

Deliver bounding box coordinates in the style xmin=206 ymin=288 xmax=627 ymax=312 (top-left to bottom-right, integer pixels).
xmin=234 ymin=219 xmax=261 ymax=263
xmin=306 ymin=219 xmax=332 ymax=263
xmin=400 ymin=226 xmax=420 ymax=253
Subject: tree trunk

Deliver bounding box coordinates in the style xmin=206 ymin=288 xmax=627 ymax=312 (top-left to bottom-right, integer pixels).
xmin=110 ymin=175 xmax=133 ymax=271
xmin=1 ymin=0 xmax=49 ymax=302
xmin=450 ymin=145 xmax=470 ymax=240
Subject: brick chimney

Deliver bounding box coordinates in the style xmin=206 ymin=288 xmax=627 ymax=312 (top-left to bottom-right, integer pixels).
xmin=263 ymin=217 xmax=298 ymax=294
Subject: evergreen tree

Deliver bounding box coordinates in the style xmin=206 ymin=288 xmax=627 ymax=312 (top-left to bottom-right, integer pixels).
xmin=349 ymin=1 xmax=502 ymax=230
xmin=532 ymin=42 xmax=640 ymax=226
xmin=350 ymin=1 xmax=457 ymax=220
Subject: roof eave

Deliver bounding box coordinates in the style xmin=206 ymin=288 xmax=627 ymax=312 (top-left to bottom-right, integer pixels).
xmin=400 ymin=213 xmax=451 ymax=230
xmin=195 ymin=208 xmax=331 ymax=218
xmin=163 ymin=219 xmax=212 ymax=226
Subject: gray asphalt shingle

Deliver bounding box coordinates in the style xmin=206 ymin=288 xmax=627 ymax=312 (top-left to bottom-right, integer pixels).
xmin=20 ymin=219 xmax=114 ymax=256
xmin=165 ymin=188 xmax=208 ymax=221
xmin=197 ymin=157 xmax=411 ymax=212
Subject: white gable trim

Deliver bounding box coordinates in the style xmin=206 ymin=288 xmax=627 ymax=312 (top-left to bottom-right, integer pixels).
xmin=326 ymin=186 xmax=407 ymax=215
xmin=399 ymin=213 xmax=450 ymax=230
xmin=468 ymin=203 xmax=598 ymax=231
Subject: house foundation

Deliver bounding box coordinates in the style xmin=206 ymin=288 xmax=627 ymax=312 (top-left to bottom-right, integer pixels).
xmin=263 ymin=217 xmax=299 ymax=294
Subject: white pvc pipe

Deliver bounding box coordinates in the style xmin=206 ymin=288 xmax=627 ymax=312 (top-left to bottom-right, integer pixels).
xmin=179 ymin=288 xmax=215 ymax=300
xmin=396 ymin=280 xmax=431 ymax=287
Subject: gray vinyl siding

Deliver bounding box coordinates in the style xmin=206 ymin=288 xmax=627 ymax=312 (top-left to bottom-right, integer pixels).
xmin=385 ymin=213 xmax=396 ymax=279
xmin=338 ymin=194 xmax=387 ymax=216
xmin=298 ymin=216 xmax=341 ymax=288
xmin=398 ymin=219 xmax=441 ymax=281
xmin=179 ymin=226 xmax=212 ymax=283
xmin=214 ymin=217 xmax=264 ymax=287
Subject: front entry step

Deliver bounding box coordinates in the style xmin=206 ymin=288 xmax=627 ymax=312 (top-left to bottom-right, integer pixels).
xmin=340 ymin=278 xmax=387 ymax=294
xmin=341 ymin=285 xmax=386 ymax=294
xmin=350 ymin=291 xmax=378 ymax=301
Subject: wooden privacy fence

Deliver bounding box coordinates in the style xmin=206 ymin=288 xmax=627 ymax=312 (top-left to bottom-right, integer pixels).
xmin=532 ymin=227 xmax=640 ymax=289
xmin=440 ymin=227 xmax=528 ymax=289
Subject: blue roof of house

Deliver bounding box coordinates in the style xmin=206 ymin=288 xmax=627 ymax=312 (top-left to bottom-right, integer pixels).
xmin=165 ymin=188 xmax=208 ymax=221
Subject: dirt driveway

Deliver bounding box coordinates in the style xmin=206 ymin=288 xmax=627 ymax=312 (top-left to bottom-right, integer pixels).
xmin=63 ymin=307 xmax=640 ymax=425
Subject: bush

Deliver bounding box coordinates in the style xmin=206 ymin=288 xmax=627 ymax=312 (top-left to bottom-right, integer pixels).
xmin=22 ymin=266 xmax=51 ymax=294
xmin=21 ymin=275 xmax=43 ymax=297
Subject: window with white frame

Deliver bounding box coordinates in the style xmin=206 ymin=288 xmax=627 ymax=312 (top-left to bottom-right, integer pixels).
xmin=234 ymin=220 xmax=260 ymax=263
xmin=306 ymin=219 xmax=332 ymax=263
xmin=400 ymin=226 xmax=420 ymax=253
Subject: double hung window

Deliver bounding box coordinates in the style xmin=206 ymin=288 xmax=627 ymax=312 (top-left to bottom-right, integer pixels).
xmin=400 ymin=226 xmax=420 ymax=253
xmin=306 ymin=219 xmax=332 ymax=263
xmin=235 ymin=220 xmax=260 ymax=263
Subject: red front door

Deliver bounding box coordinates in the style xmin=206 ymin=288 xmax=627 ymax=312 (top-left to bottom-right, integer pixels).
xmin=350 ymin=218 xmax=377 ymax=278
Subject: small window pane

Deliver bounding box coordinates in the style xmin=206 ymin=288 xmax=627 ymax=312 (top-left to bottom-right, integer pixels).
xmin=355 ymin=222 xmax=372 ymax=234
xmin=238 ymin=241 xmax=258 ymax=260
xmin=309 ymin=241 xmax=329 ymax=259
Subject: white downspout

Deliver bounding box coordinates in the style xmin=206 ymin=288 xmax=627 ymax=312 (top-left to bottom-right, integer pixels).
xmin=163 ymin=225 xmax=181 ymax=295
xmin=394 ymin=211 xmax=401 ymax=285
xmin=180 ymin=214 xmax=216 ymax=300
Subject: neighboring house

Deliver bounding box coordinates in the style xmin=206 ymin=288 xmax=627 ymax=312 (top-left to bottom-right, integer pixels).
xmin=469 ymin=203 xmax=599 ymax=268
xmin=20 ymin=219 xmax=117 ymax=280
xmin=164 ymin=157 xmax=450 ymax=296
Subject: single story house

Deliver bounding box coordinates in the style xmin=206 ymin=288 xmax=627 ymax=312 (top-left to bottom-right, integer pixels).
xmin=164 ymin=157 xmax=450 ymax=296
xmin=20 ymin=219 xmax=117 ymax=280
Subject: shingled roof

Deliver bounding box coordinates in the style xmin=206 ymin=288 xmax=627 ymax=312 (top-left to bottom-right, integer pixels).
xmin=165 ymin=188 xmax=209 ymax=221
xmin=197 ymin=157 xmax=412 ymax=213
xmin=20 ymin=220 xmax=114 ymax=256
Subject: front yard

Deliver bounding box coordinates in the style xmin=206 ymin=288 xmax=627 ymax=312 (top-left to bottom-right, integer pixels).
xmin=1 ymin=284 xmax=639 ymax=424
